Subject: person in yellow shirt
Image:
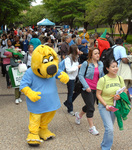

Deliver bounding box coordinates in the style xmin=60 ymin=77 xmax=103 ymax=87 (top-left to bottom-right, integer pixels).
xmin=96 ymin=59 xmax=125 ymax=150
xmin=79 ymin=29 xmax=90 ymax=42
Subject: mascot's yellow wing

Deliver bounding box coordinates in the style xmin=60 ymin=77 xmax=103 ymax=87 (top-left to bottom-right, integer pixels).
xmin=21 ymin=87 xmax=41 ymax=102
xmin=58 ymin=71 xmax=69 ymax=84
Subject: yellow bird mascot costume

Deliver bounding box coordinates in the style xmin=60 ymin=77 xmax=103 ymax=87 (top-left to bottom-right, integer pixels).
xmin=20 ymin=45 xmax=69 ymax=146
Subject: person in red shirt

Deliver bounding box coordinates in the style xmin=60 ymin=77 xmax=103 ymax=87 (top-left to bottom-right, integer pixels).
xmin=94 ymin=29 xmax=110 ymax=56
xmin=95 ymin=38 xmax=110 ymax=56
xmin=14 ymin=28 xmax=18 ymax=36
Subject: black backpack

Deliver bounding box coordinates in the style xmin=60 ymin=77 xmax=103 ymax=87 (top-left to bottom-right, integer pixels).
xmin=100 ymin=46 xmax=117 ymax=64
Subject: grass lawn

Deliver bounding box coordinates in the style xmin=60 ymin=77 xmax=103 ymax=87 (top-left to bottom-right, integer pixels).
xmin=88 ymin=27 xmax=111 ymax=33
xmin=88 ymin=27 xmax=132 ymax=44
xmin=126 ymin=35 xmax=132 ymax=44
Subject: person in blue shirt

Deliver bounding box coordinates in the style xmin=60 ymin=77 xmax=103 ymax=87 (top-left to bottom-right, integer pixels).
xmin=113 ymin=38 xmax=128 ymax=66
xmin=22 ymin=35 xmax=29 ymax=52
xmin=78 ymin=39 xmax=89 ymax=64
xmin=69 ymin=34 xmax=76 ymax=46
xmin=52 ymin=27 xmax=57 ymax=38
xmin=29 ymin=33 xmax=41 ymax=50
xmin=20 ymin=45 xmax=69 ymax=146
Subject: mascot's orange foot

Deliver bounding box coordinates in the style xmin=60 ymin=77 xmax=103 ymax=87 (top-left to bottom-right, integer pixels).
xmin=26 ymin=133 xmax=43 ymax=146
xmin=39 ymin=129 xmax=56 ymax=140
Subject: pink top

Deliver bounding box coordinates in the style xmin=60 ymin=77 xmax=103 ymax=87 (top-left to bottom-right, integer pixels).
xmin=3 ymin=51 xmax=12 ymax=64
xmin=85 ymin=67 xmax=99 ymax=90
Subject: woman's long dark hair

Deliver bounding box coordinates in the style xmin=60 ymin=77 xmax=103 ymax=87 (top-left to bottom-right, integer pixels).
xmin=68 ymin=45 xmax=78 ymax=62
xmin=103 ymin=59 xmax=118 ymax=74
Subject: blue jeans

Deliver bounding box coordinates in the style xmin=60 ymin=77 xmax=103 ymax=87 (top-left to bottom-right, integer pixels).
xmin=64 ymin=80 xmax=75 ymax=112
xmin=98 ymin=103 xmax=115 ymax=150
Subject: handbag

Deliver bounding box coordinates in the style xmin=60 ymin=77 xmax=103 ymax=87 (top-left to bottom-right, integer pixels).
xmin=74 ymin=76 xmax=83 ymax=93
xmin=18 ymin=62 xmax=27 ymax=73
xmin=74 ymin=62 xmax=89 ymax=93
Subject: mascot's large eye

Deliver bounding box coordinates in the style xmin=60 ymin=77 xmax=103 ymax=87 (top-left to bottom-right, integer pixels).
xmin=49 ymin=56 xmax=53 ymax=62
xmin=43 ymin=58 xmax=48 ymax=63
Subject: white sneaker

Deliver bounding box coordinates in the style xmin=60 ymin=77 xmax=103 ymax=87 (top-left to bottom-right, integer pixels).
xmin=88 ymin=126 xmax=99 ymax=135
xmin=18 ymin=98 xmax=22 ymax=103
xmin=69 ymin=111 xmax=75 ymax=116
xmin=15 ymin=99 xmax=19 ymax=104
xmin=75 ymin=112 xmax=81 ymax=125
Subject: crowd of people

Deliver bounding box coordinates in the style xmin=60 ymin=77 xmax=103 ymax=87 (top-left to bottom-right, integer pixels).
xmin=0 ymin=25 xmax=132 ymax=150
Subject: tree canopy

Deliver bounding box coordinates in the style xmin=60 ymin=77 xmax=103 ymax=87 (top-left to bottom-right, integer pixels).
xmin=86 ymin=0 xmax=132 ymax=38
xmin=43 ymin=0 xmax=89 ymax=28
xmin=86 ymin=0 xmax=132 ymax=25
xmin=18 ymin=5 xmax=51 ymax=27
xmin=1 ymin=0 xmax=132 ymax=40
xmin=0 ymin=0 xmax=34 ymax=27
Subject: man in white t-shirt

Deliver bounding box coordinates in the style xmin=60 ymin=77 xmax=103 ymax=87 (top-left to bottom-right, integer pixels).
xmin=113 ymin=38 xmax=128 ymax=66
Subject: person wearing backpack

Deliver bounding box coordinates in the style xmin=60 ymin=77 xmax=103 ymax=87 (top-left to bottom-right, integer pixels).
xmin=63 ymin=45 xmax=81 ymax=116
xmin=94 ymin=29 xmax=110 ymax=56
xmin=75 ymin=47 xmax=104 ymax=135
xmin=96 ymin=59 xmax=126 ymax=150
xmin=113 ymin=38 xmax=128 ymax=66
xmin=100 ymin=38 xmax=128 ymax=67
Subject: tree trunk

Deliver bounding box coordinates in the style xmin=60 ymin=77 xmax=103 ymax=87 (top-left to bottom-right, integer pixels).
xmin=84 ymin=22 xmax=89 ymax=30
xmin=109 ymin=24 xmax=114 ymax=38
xmin=83 ymin=10 xmax=89 ymax=30
xmin=117 ymin=22 xmax=122 ymax=37
xmin=119 ymin=22 xmax=125 ymax=40
xmin=69 ymin=18 xmax=74 ymax=29
xmin=124 ymin=18 xmax=132 ymax=41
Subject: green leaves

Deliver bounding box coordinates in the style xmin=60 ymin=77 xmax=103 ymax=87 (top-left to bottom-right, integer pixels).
xmin=17 ymin=5 xmax=52 ymax=27
xmin=43 ymin=0 xmax=89 ymax=27
xmin=86 ymin=0 xmax=132 ymax=39
xmin=86 ymin=0 xmax=132 ymax=25
xmin=0 ymin=0 xmax=34 ymax=26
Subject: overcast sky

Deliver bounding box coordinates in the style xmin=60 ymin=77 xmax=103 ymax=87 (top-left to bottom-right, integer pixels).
xmin=31 ymin=0 xmax=43 ymax=6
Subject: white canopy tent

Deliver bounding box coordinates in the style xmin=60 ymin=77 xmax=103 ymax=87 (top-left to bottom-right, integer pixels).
xmin=37 ymin=18 xmax=46 ymax=26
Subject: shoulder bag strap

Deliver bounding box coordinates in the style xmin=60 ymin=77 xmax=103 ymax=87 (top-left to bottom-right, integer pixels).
xmin=84 ymin=61 xmax=89 ymax=77
xmin=113 ymin=45 xmax=117 ymax=49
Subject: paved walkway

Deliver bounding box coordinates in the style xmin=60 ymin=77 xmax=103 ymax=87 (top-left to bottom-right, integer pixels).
xmin=0 ymin=65 xmax=132 ymax=149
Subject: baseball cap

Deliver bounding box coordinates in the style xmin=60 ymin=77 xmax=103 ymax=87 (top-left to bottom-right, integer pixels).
xmin=81 ymin=39 xmax=88 ymax=44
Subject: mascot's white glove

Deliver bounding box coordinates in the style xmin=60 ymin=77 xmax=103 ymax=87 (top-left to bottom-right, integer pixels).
xmin=21 ymin=87 xmax=41 ymax=102
xmin=58 ymin=71 xmax=69 ymax=84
